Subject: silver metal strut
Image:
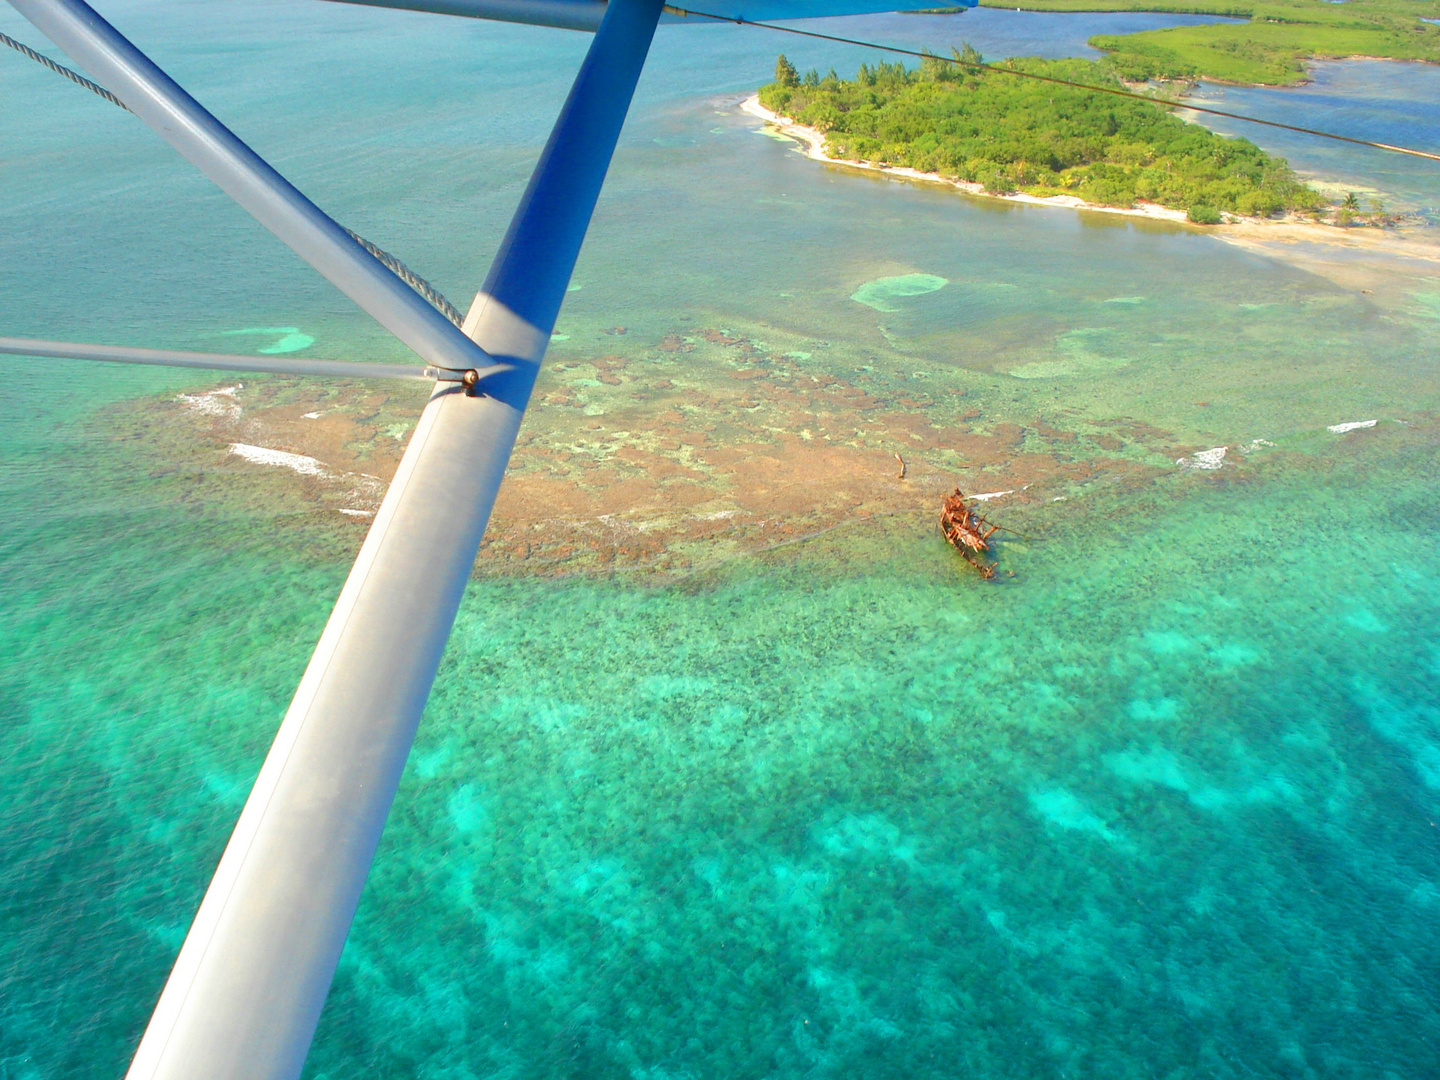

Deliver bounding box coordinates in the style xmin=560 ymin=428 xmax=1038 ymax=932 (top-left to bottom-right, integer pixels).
xmin=24 ymin=0 xmax=661 ymax=1075
xmin=0 ymin=336 xmax=491 ymax=381
xmin=8 ymin=0 xmax=497 ymax=379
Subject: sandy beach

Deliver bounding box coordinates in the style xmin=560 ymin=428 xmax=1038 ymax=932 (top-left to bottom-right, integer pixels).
xmin=742 ymin=94 xmax=1195 ymax=226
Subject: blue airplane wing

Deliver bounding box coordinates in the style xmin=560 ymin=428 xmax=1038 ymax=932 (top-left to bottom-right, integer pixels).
xmin=680 ymin=0 xmax=977 ymax=17
xmin=324 ymin=0 xmax=977 ymax=33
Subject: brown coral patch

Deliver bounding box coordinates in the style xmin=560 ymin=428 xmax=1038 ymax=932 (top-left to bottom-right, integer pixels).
xmin=115 ymin=323 xmax=1198 ymax=577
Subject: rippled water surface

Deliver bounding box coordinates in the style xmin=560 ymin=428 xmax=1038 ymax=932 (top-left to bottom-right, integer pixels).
xmin=3 ymin=2 xmax=1440 ymax=1077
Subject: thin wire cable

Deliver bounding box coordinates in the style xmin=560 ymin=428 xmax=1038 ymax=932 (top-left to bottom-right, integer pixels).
xmin=1 ymin=28 xmax=131 ymax=111
xmin=343 ymin=228 xmax=465 ymax=326
xmin=2 ymin=28 xmax=466 ymax=326
xmin=666 ymin=6 xmax=1440 ymax=164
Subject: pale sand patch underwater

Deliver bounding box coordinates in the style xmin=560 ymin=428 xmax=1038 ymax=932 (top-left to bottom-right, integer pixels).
xmin=851 ymin=273 xmax=949 ymax=311
xmin=1212 ymin=219 xmax=1440 ymax=303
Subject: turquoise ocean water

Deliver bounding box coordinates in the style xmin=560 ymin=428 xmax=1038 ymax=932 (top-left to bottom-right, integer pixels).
xmin=3 ymin=2 xmax=1440 ymax=1076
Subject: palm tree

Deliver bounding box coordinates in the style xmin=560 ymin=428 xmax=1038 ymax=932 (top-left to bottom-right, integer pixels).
xmin=775 ymin=54 xmax=799 ymax=88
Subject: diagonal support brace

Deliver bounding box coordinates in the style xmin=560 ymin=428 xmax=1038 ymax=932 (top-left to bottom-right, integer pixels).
xmin=7 ymin=0 xmax=495 ymax=376
xmin=0 ymin=336 xmax=514 ymax=381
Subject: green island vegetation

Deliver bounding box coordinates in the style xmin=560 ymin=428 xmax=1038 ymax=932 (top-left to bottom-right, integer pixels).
xmin=760 ymin=52 xmax=1329 ymax=220
xmin=975 ymin=0 xmax=1440 ymax=85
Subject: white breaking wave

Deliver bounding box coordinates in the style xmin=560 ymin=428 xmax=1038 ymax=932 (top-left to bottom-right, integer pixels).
xmin=1176 ymin=446 xmax=1227 ymax=471
xmin=176 ymin=385 xmax=242 ymax=419
xmin=1327 ymin=419 xmax=1377 ymax=434
xmin=229 ymin=443 xmax=326 ymax=476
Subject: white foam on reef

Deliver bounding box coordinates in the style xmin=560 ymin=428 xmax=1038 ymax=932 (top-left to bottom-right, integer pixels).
xmin=970 ymin=489 xmax=1014 ymax=501
xmin=228 ymin=443 xmax=326 ymax=476
xmin=176 ymin=385 xmax=241 ymax=419
xmin=1176 ymin=446 xmax=1227 ymax=470
xmin=338 ymin=508 xmax=374 ymax=518
xmin=1327 ymin=419 xmax=1377 ymax=434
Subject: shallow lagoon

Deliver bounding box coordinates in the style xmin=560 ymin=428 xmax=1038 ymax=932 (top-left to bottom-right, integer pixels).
xmin=2 ymin=2 xmax=1440 ymax=1077
xmin=1184 ymin=59 xmax=1440 ymax=218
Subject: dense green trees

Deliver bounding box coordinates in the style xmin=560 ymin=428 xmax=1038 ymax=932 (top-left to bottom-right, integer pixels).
xmin=758 ymin=53 xmax=1323 ymax=217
